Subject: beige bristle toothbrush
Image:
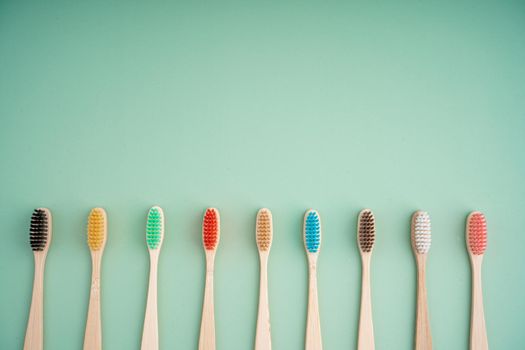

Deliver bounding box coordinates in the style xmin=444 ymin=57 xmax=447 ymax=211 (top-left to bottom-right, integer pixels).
xmin=411 ymin=211 xmax=432 ymax=350
xmin=199 ymin=208 xmax=220 ymax=350
xmin=141 ymin=206 xmax=165 ymax=350
xmin=255 ymin=208 xmax=273 ymax=350
xmin=466 ymin=212 xmax=488 ymax=350
xmin=304 ymin=209 xmax=323 ymax=350
xmin=84 ymin=208 xmax=107 ymax=350
xmin=24 ymin=208 xmax=52 ymax=350
xmin=357 ymin=209 xmax=376 ymax=350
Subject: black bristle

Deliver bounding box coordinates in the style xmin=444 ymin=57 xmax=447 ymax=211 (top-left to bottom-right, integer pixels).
xmin=29 ymin=209 xmax=48 ymax=251
xmin=359 ymin=210 xmax=375 ymax=253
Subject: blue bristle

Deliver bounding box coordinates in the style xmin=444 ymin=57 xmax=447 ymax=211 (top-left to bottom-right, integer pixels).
xmin=305 ymin=211 xmax=321 ymax=253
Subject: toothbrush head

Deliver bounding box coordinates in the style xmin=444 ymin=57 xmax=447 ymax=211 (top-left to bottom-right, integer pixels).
xmin=87 ymin=208 xmax=107 ymax=252
xmin=202 ymin=208 xmax=220 ymax=251
xmin=29 ymin=208 xmax=51 ymax=252
xmin=358 ymin=209 xmax=375 ymax=254
xmin=256 ymin=208 xmax=273 ymax=252
xmin=467 ymin=211 xmax=487 ymax=255
xmin=304 ymin=209 xmax=321 ymax=254
xmin=411 ymin=211 xmax=431 ymax=255
xmin=146 ymin=206 xmax=164 ymax=250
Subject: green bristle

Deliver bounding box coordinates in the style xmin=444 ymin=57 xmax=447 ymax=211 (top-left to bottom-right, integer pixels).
xmin=146 ymin=207 xmax=163 ymax=249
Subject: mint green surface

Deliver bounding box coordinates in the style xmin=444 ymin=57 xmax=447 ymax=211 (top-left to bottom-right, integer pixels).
xmin=1 ymin=1 xmax=525 ymax=349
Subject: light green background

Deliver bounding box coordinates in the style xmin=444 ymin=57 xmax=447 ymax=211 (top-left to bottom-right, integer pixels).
xmin=1 ymin=1 xmax=524 ymax=349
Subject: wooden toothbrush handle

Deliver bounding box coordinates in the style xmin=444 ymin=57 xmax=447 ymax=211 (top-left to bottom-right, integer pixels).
xmin=255 ymin=254 xmax=272 ymax=350
xmin=84 ymin=253 xmax=102 ymax=350
xmin=24 ymin=254 xmax=46 ymax=350
xmin=305 ymin=263 xmax=322 ymax=350
xmin=357 ymin=256 xmax=374 ymax=350
xmin=141 ymin=252 xmax=159 ymax=350
xmin=415 ymin=255 xmax=432 ymax=350
xmin=470 ymin=257 xmax=488 ymax=350
xmin=199 ymin=257 xmax=216 ymax=350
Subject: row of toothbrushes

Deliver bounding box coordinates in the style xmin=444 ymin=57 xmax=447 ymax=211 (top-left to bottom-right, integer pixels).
xmin=24 ymin=207 xmax=489 ymax=350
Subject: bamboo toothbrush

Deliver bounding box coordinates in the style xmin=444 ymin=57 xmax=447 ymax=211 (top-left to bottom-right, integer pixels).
xmin=199 ymin=208 xmax=220 ymax=350
xmin=466 ymin=212 xmax=488 ymax=350
xmin=304 ymin=209 xmax=323 ymax=350
xmin=411 ymin=211 xmax=432 ymax=350
xmin=84 ymin=208 xmax=107 ymax=350
xmin=24 ymin=208 xmax=52 ymax=350
xmin=141 ymin=206 xmax=165 ymax=350
xmin=357 ymin=209 xmax=376 ymax=350
xmin=255 ymin=208 xmax=273 ymax=350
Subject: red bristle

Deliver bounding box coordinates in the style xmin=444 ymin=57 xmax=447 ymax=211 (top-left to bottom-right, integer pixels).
xmin=468 ymin=212 xmax=487 ymax=255
xmin=203 ymin=208 xmax=218 ymax=250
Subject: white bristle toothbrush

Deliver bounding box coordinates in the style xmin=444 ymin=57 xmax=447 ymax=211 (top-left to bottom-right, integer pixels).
xmin=466 ymin=212 xmax=488 ymax=350
xmin=304 ymin=209 xmax=323 ymax=350
xmin=255 ymin=208 xmax=273 ymax=350
xmin=411 ymin=211 xmax=432 ymax=350
xmin=357 ymin=209 xmax=376 ymax=350
xmin=141 ymin=206 xmax=165 ymax=350
xmin=24 ymin=208 xmax=52 ymax=350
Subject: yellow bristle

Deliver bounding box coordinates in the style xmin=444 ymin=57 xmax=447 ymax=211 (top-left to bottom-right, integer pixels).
xmin=87 ymin=208 xmax=106 ymax=251
xmin=256 ymin=208 xmax=273 ymax=252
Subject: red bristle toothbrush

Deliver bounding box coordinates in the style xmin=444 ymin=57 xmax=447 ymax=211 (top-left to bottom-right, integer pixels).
xmin=199 ymin=208 xmax=220 ymax=350
xmin=466 ymin=212 xmax=488 ymax=350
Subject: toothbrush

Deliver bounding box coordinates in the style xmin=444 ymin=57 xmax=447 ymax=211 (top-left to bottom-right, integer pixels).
xmin=466 ymin=212 xmax=488 ymax=350
xmin=303 ymin=209 xmax=323 ymax=350
xmin=255 ymin=208 xmax=273 ymax=350
xmin=141 ymin=206 xmax=165 ymax=350
xmin=24 ymin=208 xmax=52 ymax=350
xmin=357 ymin=209 xmax=376 ymax=350
xmin=199 ymin=208 xmax=220 ymax=350
xmin=411 ymin=211 xmax=432 ymax=350
xmin=84 ymin=208 xmax=107 ymax=350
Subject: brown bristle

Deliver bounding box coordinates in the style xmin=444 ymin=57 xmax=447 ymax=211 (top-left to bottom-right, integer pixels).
xmin=202 ymin=208 xmax=219 ymax=250
xmin=358 ymin=209 xmax=375 ymax=253
xmin=256 ymin=208 xmax=273 ymax=252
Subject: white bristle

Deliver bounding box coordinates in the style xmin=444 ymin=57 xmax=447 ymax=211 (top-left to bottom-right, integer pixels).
xmin=413 ymin=211 xmax=431 ymax=254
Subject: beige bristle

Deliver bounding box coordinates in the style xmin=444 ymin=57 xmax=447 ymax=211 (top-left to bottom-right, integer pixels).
xmin=87 ymin=208 xmax=107 ymax=251
xmin=256 ymin=208 xmax=273 ymax=252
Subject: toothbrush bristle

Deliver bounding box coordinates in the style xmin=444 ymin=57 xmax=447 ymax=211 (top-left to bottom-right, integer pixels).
xmin=358 ymin=209 xmax=375 ymax=253
xmin=304 ymin=210 xmax=321 ymax=254
xmin=146 ymin=206 xmax=164 ymax=250
xmin=202 ymin=208 xmax=219 ymax=251
xmin=87 ymin=208 xmax=106 ymax=251
xmin=256 ymin=208 xmax=273 ymax=252
xmin=467 ymin=212 xmax=487 ymax=255
xmin=412 ymin=211 xmax=431 ymax=254
xmin=29 ymin=209 xmax=49 ymax=251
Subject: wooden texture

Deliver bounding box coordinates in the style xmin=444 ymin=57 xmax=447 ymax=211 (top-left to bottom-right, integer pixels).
xmin=255 ymin=252 xmax=272 ymax=350
xmin=24 ymin=253 xmax=46 ymax=350
xmin=141 ymin=249 xmax=160 ymax=350
xmin=84 ymin=250 xmax=103 ymax=350
xmin=199 ymin=250 xmax=216 ymax=350
xmin=415 ymin=254 xmax=432 ymax=350
xmin=357 ymin=253 xmax=374 ymax=350
xmin=469 ymin=255 xmax=488 ymax=350
xmin=305 ymin=254 xmax=322 ymax=350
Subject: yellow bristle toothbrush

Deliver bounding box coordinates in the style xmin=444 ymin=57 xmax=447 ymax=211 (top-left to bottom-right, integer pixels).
xmin=357 ymin=209 xmax=376 ymax=350
xmin=199 ymin=208 xmax=220 ymax=350
xmin=141 ymin=206 xmax=165 ymax=350
xmin=304 ymin=209 xmax=323 ymax=350
xmin=83 ymin=208 xmax=107 ymax=350
xmin=255 ymin=208 xmax=273 ymax=350
xmin=24 ymin=208 xmax=52 ymax=350
xmin=411 ymin=211 xmax=432 ymax=350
